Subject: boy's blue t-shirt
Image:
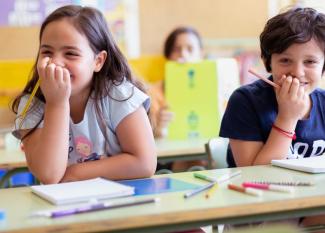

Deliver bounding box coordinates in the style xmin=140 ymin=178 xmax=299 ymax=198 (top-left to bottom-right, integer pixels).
xmin=220 ymin=77 xmax=325 ymax=167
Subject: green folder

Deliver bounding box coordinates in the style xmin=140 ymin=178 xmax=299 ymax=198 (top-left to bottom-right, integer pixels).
xmin=165 ymin=59 xmax=239 ymax=140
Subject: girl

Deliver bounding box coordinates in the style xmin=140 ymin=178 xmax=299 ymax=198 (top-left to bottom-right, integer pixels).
xmin=150 ymin=26 xmax=203 ymax=138
xmin=150 ymin=27 xmax=205 ymax=172
xmin=12 ymin=5 xmax=156 ymax=184
xmin=220 ymin=7 xmax=325 ymax=168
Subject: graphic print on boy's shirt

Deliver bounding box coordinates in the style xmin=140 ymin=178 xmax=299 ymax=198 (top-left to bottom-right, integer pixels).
xmin=287 ymin=139 xmax=325 ymax=159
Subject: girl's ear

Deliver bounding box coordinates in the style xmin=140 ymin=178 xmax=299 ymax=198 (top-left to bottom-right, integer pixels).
xmin=94 ymin=50 xmax=107 ymax=72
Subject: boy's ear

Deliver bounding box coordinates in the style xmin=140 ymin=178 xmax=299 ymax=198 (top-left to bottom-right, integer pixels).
xmin=94 ymin=50 xmax=107 ymax=72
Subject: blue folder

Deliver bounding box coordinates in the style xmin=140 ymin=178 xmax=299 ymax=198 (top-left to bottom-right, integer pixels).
xmin=118 ymin=177 xmax=200 ymax=196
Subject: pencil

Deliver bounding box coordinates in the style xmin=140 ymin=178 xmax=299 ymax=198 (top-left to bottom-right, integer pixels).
xmin=194 ymin=170 xmax=241 ymax=184
xmin=242 ymin=182 xmax=294 ymax=193
xmin=228 ymin=184 xmax=263 ymax=197
xmin=19 ymin=79 xmax=40 ymax=128
xmin=19 ymin=58 xmax=51 ymax=128
xmin=205 ymin=183 xmax=218 ymax=199
xmin=184 ymin=182 xmax=215 ymax=199
xmin=252 ymin=181 xmax=314 ymax=186
xmin=248 ymin=69 xmax=280 ymax=89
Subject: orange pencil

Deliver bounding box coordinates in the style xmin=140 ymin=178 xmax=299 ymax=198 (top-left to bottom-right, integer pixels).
xmin=228 ymin=184 xmax=263 ymax=197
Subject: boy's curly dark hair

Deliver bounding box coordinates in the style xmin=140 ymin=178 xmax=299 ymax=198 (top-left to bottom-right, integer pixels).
xmin=260 ymin=7 xmax=325 ymax=72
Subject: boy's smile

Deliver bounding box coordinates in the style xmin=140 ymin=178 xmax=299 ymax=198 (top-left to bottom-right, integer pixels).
xmin=270 ymin=38 xmax=325 ymax=95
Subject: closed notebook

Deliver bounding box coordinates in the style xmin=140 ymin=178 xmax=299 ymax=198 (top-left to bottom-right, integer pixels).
xmin=271 ymin=156 xmax=325 ymax=173
xmin=31 ymin=178 xmax=134 ymax=205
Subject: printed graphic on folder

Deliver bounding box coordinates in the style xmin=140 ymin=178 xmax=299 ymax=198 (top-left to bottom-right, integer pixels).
xmin=165 ymin=59 xmax=239 ymax=140
xmin=31 ymin=178 xmax=134 ymax=205
xmin=271 ymin=156 xmax=325 ymax=173
xmin=118 ymin=177 xmax=200 ymax=195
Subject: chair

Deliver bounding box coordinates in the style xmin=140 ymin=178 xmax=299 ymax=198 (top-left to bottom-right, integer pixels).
xmin=205 ymin=137 xmax=229 ymax=169
xmin=128 ymin=55 xmax=166 ymax=83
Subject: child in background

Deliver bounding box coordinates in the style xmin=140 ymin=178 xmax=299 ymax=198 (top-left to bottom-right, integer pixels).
xmin=150 ymin=26 xmax=205 ymax=172
xmin=220 ymin=7 xmax=325 ymax=227
xmin=149 ymin=26 xmax=203 ymax=138
xmin=11 ymin=5 xmax=156 ymax=184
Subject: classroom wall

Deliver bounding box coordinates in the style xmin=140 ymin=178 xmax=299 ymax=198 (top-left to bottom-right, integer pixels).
xmin=0 ymin=0 xmax=269 ymax=60
xmin=138 ymin=0 xmax=269 ymax=55
xmin=0 ymin=27 xmax=39 ymax=60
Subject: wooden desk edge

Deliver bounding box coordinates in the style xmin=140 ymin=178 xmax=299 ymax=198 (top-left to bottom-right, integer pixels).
xmin=7 ymin=195 xmax=325 ymax=233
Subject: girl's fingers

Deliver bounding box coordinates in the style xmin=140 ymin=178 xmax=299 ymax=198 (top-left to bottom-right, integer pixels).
xmin=37 ymin=57 xmax=51 ymax=80
xmin=55 ymin=66 xmax=63 ymax=82
xmin=46 ymin=63 xmax=56 ymax=81
xmin=62 ymin=68 xmax=70 ymax=83
xmin=62 ymin=68 xmax=71 ymax=93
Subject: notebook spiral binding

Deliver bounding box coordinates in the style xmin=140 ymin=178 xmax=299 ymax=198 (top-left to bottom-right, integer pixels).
xmin=252 ymin=181 xmax=314 ymax=186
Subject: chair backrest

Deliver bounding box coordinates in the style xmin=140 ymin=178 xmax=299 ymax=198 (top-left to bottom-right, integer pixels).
xmin=128 ymin=55 xmax=166 ymax=83
xmin=205 ymin=137 xmax=229 ymax=169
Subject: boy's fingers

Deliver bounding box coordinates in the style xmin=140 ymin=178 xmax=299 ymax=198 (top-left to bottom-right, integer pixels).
xmin=280 ymin=75 xmax=292 ymax=95
xmin=288 ymin=78 xmax=300 ymax=97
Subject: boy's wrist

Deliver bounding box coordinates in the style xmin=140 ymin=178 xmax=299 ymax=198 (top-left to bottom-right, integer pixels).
xmin=274 ymin=116 xmax=298 ymax=133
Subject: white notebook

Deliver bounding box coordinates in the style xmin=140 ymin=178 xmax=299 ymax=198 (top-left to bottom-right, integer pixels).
xmin=271 ymin=156 xmax=325 ymax=173
xmin=31 ymin=178 xmax=134 ymax=205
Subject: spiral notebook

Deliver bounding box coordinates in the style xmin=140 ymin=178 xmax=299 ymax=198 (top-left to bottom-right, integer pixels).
xmin=271 ymin=156 xmax=325 ymax=173
xmin=31 ymin=178 xmax=134 ymax=205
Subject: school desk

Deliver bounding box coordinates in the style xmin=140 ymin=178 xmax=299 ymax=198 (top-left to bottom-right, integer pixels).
xmin=0 ymin=138 xmax=210 ymax=187
xmin=0 ymin=165 xmax=325 ymax=233
xmin=0 ymin=139 xmax=208 ymax=169
xmin=155 ymin=138 xmax=210 ymax=167
xmin=0 ymin=149 xmax=25 ymax=170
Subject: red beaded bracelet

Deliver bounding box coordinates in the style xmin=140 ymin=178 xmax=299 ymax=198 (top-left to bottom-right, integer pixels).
xmin=272 ymin=124 xmax=296 ymax=140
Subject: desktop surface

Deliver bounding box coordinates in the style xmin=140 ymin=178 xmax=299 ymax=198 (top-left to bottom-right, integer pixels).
xmin=1 ymin=165 xmax=325 ymax=233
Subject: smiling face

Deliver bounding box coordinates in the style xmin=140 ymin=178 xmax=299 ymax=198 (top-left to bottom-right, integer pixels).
xmin=38 ymin=18 xmax=101 ymax=98
xmin=270 ymin=38 xmax=325 ymax=95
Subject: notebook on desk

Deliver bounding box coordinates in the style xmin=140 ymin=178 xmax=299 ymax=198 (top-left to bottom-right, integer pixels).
xmin=271 ymin=156 xmax=325 ymax=173
xmin=118 ymin=177 xmax=200 ymax=195
xmin=31 ymin=178 xmax=134 ymax=205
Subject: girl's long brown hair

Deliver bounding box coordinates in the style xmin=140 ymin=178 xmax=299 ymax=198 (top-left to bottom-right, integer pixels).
xmin=12 ymin=5 xmax=146 ymax=140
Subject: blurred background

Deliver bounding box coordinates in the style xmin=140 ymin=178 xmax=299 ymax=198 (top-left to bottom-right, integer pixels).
xmin=0 ymin=0 xmax=324 ymax=131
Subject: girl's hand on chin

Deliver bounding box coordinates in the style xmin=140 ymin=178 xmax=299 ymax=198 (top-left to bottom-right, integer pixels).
xmin=38 ymin=57 xmax=71 ymax=106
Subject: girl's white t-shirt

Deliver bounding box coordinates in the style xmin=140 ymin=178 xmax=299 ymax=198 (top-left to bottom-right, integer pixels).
xmin=13 ymin=79 xmax=150 ymax=165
